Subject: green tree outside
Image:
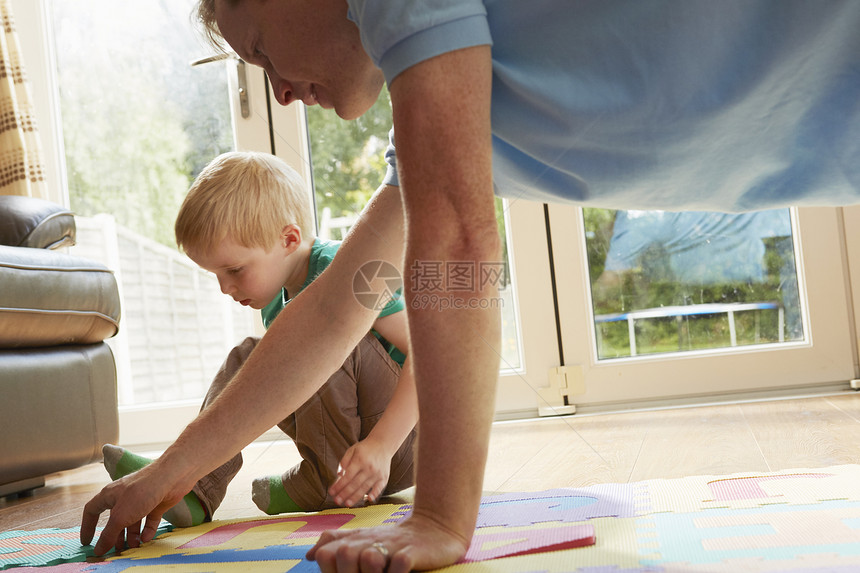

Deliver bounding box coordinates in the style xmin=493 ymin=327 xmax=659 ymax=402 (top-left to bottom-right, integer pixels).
xmin=53 ymin=0 xmax=232 ymax=248
xmin=307 ymin=88 xmax=511 ymax=286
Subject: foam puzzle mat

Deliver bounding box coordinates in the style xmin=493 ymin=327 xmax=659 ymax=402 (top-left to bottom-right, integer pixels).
xmin=4 ymin=465 xmax=860 ymax=571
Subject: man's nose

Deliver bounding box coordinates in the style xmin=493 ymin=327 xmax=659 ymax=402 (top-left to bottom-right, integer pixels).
xmin=268 ymin=72 xmax=296 ymax=106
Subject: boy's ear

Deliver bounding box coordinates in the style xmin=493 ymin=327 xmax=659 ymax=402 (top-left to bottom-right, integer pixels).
xmin=280 ymin=224 xmax=302 ymax=253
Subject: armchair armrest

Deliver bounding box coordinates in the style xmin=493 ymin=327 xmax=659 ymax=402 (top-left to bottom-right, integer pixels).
xmin=0 ymin=197 xmax=119 ymax=348
xmin=0 ymin=196 xmax=76 ymax=250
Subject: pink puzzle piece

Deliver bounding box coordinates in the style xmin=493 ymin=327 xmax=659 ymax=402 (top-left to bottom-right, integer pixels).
xmin=706 ymin=473 xmax=831 ymax=501
xmin=177 ymin=513 xmax=356 ymax=549
xmin=460 ymin=523 xmax=596 ymax=562
xmin=0 ymin=532 xmax=76 ymax=559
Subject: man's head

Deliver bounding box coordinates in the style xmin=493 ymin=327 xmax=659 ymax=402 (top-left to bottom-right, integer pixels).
xmin=196 ymin=0 xmax=384 ymax=120
xmin=175 ymin=151 xmax=312 ymax=256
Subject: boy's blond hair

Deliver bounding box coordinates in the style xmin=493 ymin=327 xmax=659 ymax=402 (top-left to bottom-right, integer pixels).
xmin=176 ymin=151 xmax=313 ymax=254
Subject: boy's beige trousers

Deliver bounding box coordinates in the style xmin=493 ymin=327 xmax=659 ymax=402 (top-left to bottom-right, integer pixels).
xmin=191 ymin=333 xmax=416 ymax=515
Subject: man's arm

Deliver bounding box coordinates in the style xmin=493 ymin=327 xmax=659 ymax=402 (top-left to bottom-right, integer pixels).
xmin=81 ymin=183 xmax=407 ymax=555
xmin=393 ymin=39 xmax=500 ymax=551
xmin=309 ymin=44 xmax=499 ymax=572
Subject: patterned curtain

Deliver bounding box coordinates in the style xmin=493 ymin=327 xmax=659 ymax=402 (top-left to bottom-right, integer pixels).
xmin=0 ymin=0 xmax=48 ymax=197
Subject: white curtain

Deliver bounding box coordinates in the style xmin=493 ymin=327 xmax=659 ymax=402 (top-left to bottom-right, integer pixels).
xmin=0 ymin=0 xmax=47 ymax=198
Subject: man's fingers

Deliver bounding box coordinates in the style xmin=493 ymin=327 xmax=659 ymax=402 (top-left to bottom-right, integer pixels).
xmin=114 ymin=530 xmax=126 ymax=555
xmin=81 ymin=490 xmax=113 ymax=546
xmin=80 ymin=507 xmax=99 ymax=545
xmin=308 ymin=515 xmax=471 ymax=571
xmin=388 ymin=549 xmax=417 ymax=573
xmin=306 ymin=529 xmax=354 ymax=560
xmin=93 ymin=519 xmax=122 ymax=556
xmin=86 ymin=505 xmax=164 ymax=555
xmin=141 ymin=512 xmax=163 ymax=543
xmin=125 ymin=523 xmax=141 ymax=549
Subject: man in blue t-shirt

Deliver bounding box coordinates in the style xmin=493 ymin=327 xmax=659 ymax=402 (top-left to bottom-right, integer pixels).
xmin=83 ymin=1 xmax=860 ymax=569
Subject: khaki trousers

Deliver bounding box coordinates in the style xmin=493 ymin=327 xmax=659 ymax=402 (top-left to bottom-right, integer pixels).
xmin=191 ymin=333 xmax=416 ymax=514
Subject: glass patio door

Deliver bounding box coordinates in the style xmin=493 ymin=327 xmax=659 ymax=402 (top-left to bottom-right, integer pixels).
xmin=545 ymin=204 xmax=857 ymax=409
xmin=22 ymin=0 xmax=284 ymax=446
xmin=288 ymin=85 xmax=555 ymax=420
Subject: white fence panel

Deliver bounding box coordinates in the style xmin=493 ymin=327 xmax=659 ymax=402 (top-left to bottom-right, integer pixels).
xmin=73 ymin=215 xmax=257 ymax=406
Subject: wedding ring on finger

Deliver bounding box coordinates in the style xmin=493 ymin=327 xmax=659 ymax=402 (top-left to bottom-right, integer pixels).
xmin=371 ymin=542 xmax=390 ymax=558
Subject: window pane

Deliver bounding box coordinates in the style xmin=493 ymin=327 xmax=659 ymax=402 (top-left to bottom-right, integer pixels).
xmin=496 ymin=198 xmax=522 ymax=371
xmin=51 ymin=0 xmax=233 ymax=243
xmin=307 ymin=93 xmax=522 ymax=370
xmin=50 ymin=0 xmax=254 ymax=406
xmin=585 ymin=209 xmax=804 ymax=360
xmin=308 ymin=87 xmax=391 ymax=240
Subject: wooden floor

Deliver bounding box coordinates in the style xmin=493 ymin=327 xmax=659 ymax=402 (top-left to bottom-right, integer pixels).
xmin=4 ymin=392 xmax=860 ymax=533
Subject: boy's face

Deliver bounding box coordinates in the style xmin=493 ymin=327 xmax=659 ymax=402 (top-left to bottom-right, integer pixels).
xmin=215 ymin=0 xmax=384 ymax=120
xmin=189 ymin=236 xmax=290 ymax=310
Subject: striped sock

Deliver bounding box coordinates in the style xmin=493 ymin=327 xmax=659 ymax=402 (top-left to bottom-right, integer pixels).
xmin=251 ymin=475 xmax=302 ymax=515
xmin=102 ymin=444 xmax=207 ymax=527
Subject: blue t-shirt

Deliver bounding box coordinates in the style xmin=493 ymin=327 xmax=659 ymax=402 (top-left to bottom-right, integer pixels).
xmin=261 ymin=238 xmax=406 ymax=364
xmin=348 ymin=0 xmax=860 ymax=213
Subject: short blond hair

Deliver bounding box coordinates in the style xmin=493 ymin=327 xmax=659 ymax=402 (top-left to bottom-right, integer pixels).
xmin=176 ymin=151 xmax=313 ymax=254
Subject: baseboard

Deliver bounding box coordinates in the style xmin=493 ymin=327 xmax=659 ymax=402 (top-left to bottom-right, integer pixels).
xmin=494 ymin=382 xmax=855 ymax=423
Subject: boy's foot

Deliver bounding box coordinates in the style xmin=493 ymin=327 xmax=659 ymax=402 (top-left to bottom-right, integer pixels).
xmin=251 ymin=475 xmax=302 ymax=515
xmin=102 ymin=444 xmax=208 ymax=527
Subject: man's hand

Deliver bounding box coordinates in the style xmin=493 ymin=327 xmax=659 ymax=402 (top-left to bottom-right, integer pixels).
xmin=306 ymin=513 xmax=470 ymax=572
xmin=329 ymin=438 xmax=391 ymax=507
xmin=80 ymin=462 xmax=185 ymax=556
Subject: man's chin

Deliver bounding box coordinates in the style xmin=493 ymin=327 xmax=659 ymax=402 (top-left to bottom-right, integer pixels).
xmin=335 ymin=105 xmax=364 ymax=121
xmin=335 ymin=88 xmax=383 ymax=120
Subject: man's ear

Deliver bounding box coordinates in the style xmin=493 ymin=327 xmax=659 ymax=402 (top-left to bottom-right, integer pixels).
xmin=280 ymin=224 xmax=303 ymax=254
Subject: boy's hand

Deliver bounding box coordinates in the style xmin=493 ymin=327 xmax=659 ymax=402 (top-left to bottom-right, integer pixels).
xmin=330 ymin=439 xmax=391 ymax=507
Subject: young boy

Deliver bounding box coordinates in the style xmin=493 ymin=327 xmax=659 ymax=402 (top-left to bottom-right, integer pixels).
xmin=101 ymin=151 xmax=418 ymax=527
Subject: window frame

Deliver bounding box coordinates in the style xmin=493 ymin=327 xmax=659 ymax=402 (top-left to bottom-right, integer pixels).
xmin=548 ymin=203 xmax=859 ymax=411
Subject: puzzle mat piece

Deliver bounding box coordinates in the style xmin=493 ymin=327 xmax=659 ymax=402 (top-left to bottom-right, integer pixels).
xmin=1 ymin=565 xmax=101 ymax=573
xmin=16 ymin=546 xmax=315 ymax=573
xmin=117 ymin=510 xmax=385 ymax=558
xmin=68 ymin=506 xmax=596 ymax=571
xmin=435 ymin=518 xmax=645 ymax=572
xmin=0 ymin=528 xmax=91 ymax=570
xmin=641 ymin=465 xmax=860 ymax=513
xmin=7 ymin=514 xmax=851 ymax=573
xmin=637 ymin=499 xmax=860 ymax=568
xmin=11 ymin=466 xmax=860 ymax=573
xmin=626 ymin=552 xmax=860 ymax=572
xmin=15 ymin=553 xmax=860 ymax=573
xmin=94 ymin=516 xmax=615 ymax=573
xmin=460 ymin=522 xmax=595 ymax=562
xmin=0 ymin=526 xmax=172 ymax=571
xmin=394 ymin=484 xmax=636 ymax=530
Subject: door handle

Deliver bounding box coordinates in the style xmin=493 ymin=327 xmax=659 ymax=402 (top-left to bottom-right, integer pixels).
xmin=236 ymin=59 xmax=250 ymax=119
xmin=191 ymin=54 xmax=250 ymax=119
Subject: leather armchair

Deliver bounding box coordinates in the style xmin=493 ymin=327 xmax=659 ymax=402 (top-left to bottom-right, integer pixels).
xmin=0 ymin=196 xmax=120 ymax=497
